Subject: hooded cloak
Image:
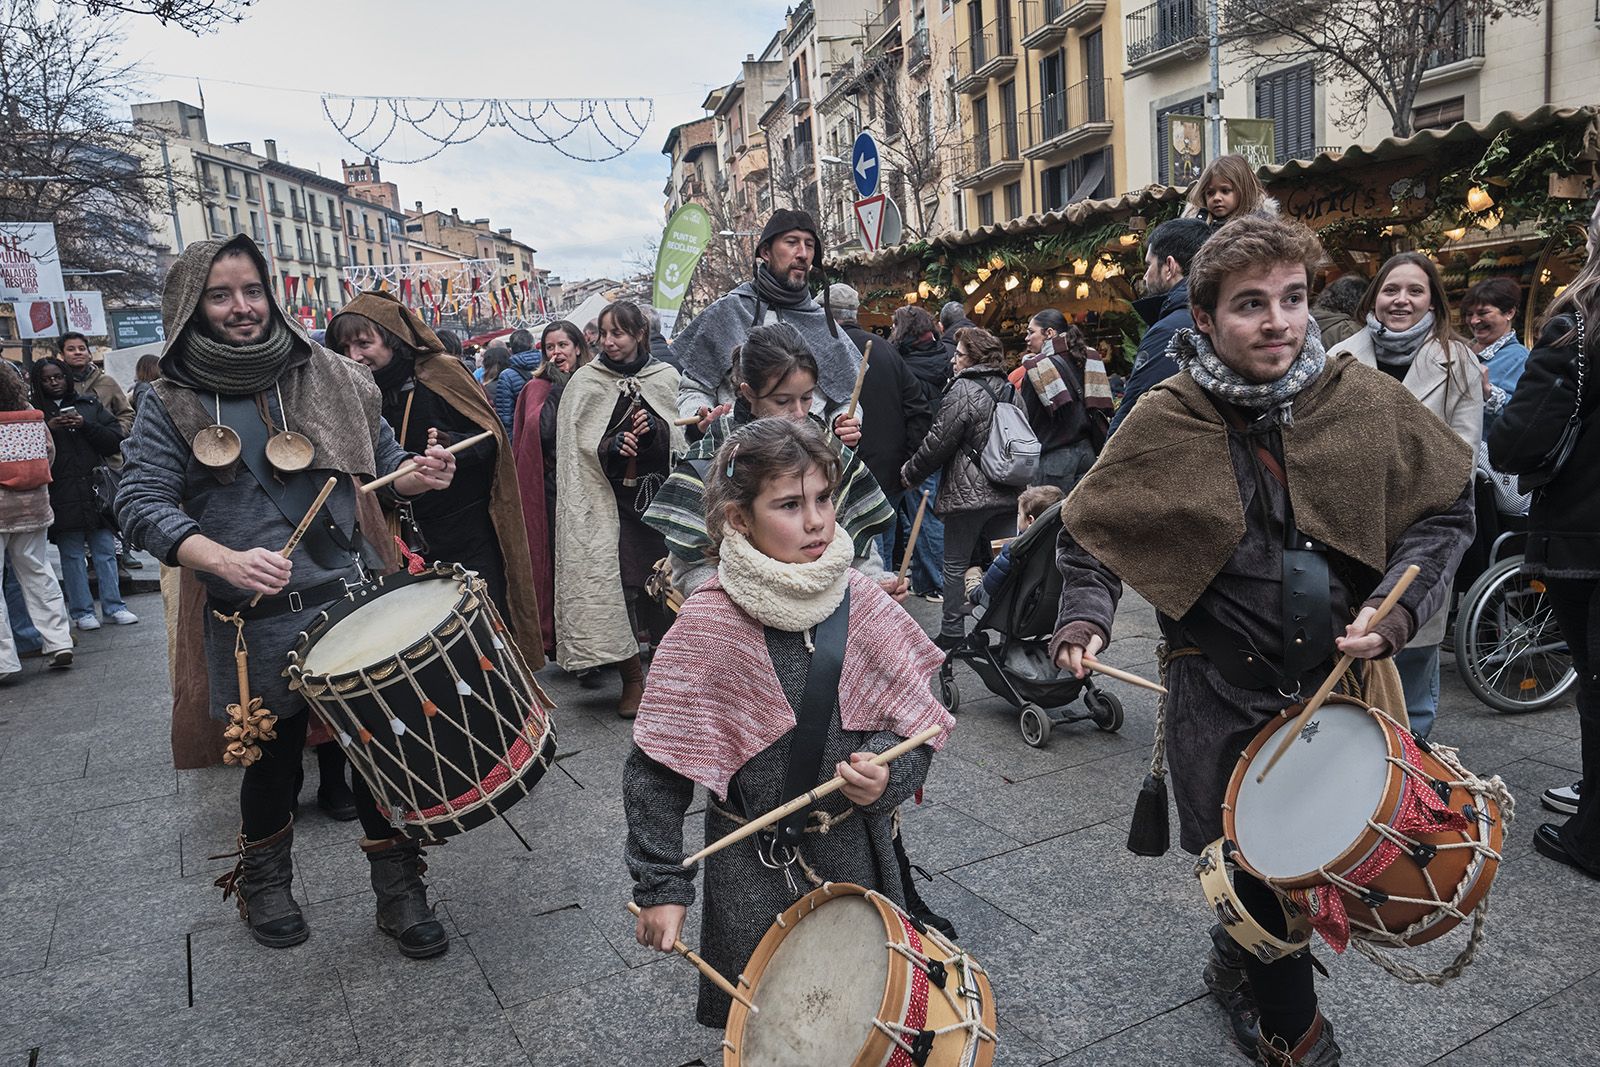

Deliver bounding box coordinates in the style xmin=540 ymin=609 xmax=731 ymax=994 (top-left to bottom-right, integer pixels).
xmin=147 ymin=236 xmax=402 ymax=767
xmin=328 ymin=290 xmax=545 ymax=669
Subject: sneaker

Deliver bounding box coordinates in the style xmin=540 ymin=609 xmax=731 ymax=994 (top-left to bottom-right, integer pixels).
xmin=48 ymin=649 xmax=73 ymax=669
xmin=74 ymin=615 xmax=101 ymax=631
xmin=918 ymin=592 xmax=943 ymax=604
xmin=109 ymin=610 xmax=140 ymax=626
xmin=1542 ymin=781 xmax=1582 ymax=816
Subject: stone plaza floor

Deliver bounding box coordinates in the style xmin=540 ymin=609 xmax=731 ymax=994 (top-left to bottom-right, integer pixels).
xmin=2 ymin=588 xmax=1597 ymax=1066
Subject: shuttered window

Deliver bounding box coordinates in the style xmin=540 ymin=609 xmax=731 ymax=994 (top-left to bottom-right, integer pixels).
xmin=1255 ymin=63 xmax=1315 ymax=163
xmin=1155 ymin=94 xmax=1204 ymax=185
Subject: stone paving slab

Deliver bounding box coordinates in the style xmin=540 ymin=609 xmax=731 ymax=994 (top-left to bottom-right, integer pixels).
xmin=3 ymin=588 xmax=1598 ymax=1067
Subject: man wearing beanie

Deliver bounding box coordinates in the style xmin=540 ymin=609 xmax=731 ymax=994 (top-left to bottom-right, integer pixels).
xmin=671 ymin=209 xmax=862 ymax=435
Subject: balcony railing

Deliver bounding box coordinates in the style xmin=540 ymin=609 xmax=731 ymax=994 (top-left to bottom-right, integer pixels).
xmin=789 ymin=76 xmax=812 ymax=114
xmin=245 ymin=185 xmax=260 ymax=204
xmin=309 ymin=208 xmax=325 ymax=227
xmin=1023 ymin=78 xmax=1112 ymax=158
xmin=225 ymin=182 xmax=241 ymax=198
xmin=296 ymin=246 xmax=312 ymax=264
xmin=316 ymin=251 xmax=332 ymax=267
xmin=1126 ymin=0 xmax=1205 ymax=67
xmin=1422 ymin=14 xmax=1486 ymax=71
xmin=864 ymin=0 xmax=900 ymax=47
xmin=954 ymin=22 xmax=1019 ymax=93
xmin=273 ymin=242 xmax=291 ymax=259
xmin=268 ymin=198 xmax=285 ymax=216
xmin=251 ymin=227 xmax=268 ymax=244
xmin=364 ymin=226 xmax=377 ymax=241
xmin=956 ymin=123 xmax=1024 ymax=188
xmin=291 ymin=203 xmax=307 ymax=221
xmin=1021 ymin=0 xmax=1069 ymax=48
xmin=907 ymin=27 xmax=931 ymax=72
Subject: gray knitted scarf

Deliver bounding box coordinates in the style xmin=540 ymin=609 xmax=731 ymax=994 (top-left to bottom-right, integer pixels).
xmin=1366 ymin=311 xmax=1435 ymax=368
xmin=1169 ymin=321 xmax=1328 ymax=423
xmin=179 ymin=317 xmax=295 ymax=396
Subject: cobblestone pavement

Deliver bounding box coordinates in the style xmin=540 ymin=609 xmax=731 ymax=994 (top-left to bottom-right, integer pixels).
xmin=2 ymin=588 xmax=1596 ymax=1066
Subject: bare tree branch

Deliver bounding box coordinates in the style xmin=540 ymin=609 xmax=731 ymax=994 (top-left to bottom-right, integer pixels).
xmin=63 ymin=0 xmax=251 ymax=34
xmin=0 ymin=0 xmax=188 ymax=303
xmin=1222 ymin=0 xmax=1539 ymax=137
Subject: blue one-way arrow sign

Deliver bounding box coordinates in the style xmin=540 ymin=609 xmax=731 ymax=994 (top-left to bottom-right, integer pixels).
xmin=851 ymin=131 xmax=880 ymax=199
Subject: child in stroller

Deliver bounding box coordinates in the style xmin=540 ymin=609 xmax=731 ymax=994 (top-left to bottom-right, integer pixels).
xmin=936 ymin=496 xmax=1124 ymax=747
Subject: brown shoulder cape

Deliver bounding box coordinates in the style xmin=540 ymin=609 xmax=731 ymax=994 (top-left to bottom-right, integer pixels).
xmin=332 ymin=290 xmax=546 ymax=670
xmin=1063 ymin=353 xmax=1472 ymax=620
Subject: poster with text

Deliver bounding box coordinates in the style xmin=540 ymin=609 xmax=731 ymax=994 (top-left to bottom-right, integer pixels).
xmin=0 ymin=223 xmax=67 ymax=302
xmin=651 ymin=203 xmax=712 ymax=337
xmin=65 ymin=291 xmax=107 ymax=337
xmin=1226 ymin=119 xmax=1278 ymax=169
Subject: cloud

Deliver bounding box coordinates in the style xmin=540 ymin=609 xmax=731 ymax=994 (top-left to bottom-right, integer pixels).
xmin=112 ymin=0 xmax=789 ymax=278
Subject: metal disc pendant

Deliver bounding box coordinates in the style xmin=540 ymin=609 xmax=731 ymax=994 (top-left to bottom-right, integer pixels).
xmin=265 ymin=430 xmax=314 ymax=472
xmin=192 ymin=424 xmax=242 ymax=468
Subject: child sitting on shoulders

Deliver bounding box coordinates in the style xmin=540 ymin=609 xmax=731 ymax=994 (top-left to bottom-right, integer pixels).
xmin=1181 ymin=153 xmax=1275 ymax=231
xmin=967 ymin=484 xmax=1066 ymax=607
xmin=623 ymin=416 xmax=954 ymax=1029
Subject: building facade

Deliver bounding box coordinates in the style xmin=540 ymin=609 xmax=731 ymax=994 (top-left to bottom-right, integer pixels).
xmin=341 ymin=158 xmax=409 ymax=271
xmin=402 ymin=207 xmax=538 ymax=282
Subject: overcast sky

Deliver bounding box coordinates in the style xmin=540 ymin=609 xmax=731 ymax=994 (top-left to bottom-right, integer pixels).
xmin=111 ymin=0 xmax=788 ymax=280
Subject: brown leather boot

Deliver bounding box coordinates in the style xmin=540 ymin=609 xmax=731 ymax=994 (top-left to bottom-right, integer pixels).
xmin=1257 ymin=1013 xmax=1341 ymax=1066
xmin=616 ymin=653 xmax=645 ymax=719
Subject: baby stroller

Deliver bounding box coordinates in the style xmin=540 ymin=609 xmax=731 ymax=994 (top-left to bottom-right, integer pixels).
xmin=935 ymin=502 xmax=1124 ymax=747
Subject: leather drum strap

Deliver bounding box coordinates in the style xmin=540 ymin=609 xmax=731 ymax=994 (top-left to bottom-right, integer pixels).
xmin=219 ymin=394 xmax=356 ymax=571
xmin=777 ymin=588 xmax=852 ymax=847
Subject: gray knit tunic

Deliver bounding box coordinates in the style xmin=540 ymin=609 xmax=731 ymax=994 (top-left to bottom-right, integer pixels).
xmin=624 ymin=627 xmax=931 ymax=1029
xmin=116 ymin=391 xmax=410 ymax=719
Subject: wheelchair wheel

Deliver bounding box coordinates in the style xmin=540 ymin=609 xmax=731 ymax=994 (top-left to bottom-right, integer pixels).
xmin=1453 ymin=555 xmax=1578 ymax=713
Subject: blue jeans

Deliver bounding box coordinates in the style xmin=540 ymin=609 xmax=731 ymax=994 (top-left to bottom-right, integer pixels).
xmin=881 ymin=470 xmax=945 ymax=594
xmin=1395 ymin=643 xmax=1441 ymax=738
xmin=4 ymin=564 xmax=41 ymax=653
xmin=56 ymin=526 xmax=127 ymax=620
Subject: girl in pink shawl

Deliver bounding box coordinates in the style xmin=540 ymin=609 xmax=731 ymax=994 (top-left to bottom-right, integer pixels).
xmin=623 ymin=417 xmax=953 ymax=1029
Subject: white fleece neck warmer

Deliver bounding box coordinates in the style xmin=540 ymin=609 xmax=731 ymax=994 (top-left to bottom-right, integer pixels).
xmin=716 ymin=522 xmax=853 ymax=632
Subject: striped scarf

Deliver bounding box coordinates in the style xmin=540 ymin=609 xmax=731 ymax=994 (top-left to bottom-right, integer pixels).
xmin=642 ymin=405 xmax=895 ymax=566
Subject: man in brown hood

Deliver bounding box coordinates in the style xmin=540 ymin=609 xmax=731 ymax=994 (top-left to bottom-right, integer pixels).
xmin=117 ymin=234 xmax=458 ymax=958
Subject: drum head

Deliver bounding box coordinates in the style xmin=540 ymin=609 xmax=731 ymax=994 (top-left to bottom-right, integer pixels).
xmin=740 ymin=894 xmax=891 ymax=1066
xmin=301 ymin=575 xmax=464 ymax=677
xmin=1233 ymin=702 xmax=1393 ymax=881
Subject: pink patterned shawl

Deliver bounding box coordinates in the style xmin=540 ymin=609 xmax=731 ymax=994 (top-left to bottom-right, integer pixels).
xmin=632 ymin=569 xmax=953 ymax=800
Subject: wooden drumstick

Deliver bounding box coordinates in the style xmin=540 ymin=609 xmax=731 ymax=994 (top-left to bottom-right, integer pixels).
xmin=248 ymin=476 xmax=338 ymax=608
xmin=1256 ymin=564 xmax=1420 ymax=783
xmin=843 ymin=340 xmax=872 ymax=421
xmin=672 ymin=414 xmax=702 ymax=427
xmin=626 ymin=902 xmax=758 ymax=1013
xmin=359 ymin=429 xmax=495 ymax=493
xmin=681 ymin=725 xmax=944 ymax=868
xmin=896 ymin=489 xmax=930 ymax=584
xmin=1082 ymin=655 xmax=1167 ymax=695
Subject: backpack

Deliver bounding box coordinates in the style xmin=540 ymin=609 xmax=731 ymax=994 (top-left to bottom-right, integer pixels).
xmin=967 ymin=376 xmax=1040 ymax=487
xmin=0 ymin=409 xmax=52 ymax=492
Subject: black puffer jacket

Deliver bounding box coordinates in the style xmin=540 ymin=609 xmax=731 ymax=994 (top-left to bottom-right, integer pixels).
xmin=42 ymin=392 xmax=124 ymax=535
xmin=1488 ymin=313 xmax=1599 ymax=578
xmin=901 ymin=362 xmax=1020 ymax=517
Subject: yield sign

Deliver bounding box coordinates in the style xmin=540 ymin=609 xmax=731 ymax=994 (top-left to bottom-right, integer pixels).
xmin=853 ymin=194 xmax=887 ymax=252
